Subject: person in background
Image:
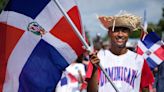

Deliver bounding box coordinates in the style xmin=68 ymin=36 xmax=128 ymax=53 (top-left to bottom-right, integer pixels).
xmin=55 ymin=56 xmax=87 ymax=92
xmin=93 ymin=33 xmax=103 ymax=51
xmin=155 ymin=62 xmax=164 ymax=92
xmin=86 ymin=11 xmax=154 ymax=92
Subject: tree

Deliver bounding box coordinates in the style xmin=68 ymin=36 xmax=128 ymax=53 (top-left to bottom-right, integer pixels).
xmin=0 ymin=0 xmax=9 ymax=13
xmin=158 ymin=8 xmax=164 ymax=32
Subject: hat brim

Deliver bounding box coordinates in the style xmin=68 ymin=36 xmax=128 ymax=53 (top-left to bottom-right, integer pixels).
xmin=98 ymin=16 xmax=141 ymax=31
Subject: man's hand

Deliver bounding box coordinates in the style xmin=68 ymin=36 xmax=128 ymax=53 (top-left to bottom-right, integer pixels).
xmin=89 ymin=52 xmax=100 ymax=68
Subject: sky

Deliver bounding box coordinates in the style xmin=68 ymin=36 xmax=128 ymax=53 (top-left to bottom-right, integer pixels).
xmin=76 ymin=0 xmax=164 ymax=38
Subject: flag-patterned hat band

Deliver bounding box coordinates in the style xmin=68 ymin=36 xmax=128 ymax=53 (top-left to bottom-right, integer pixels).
xmin=99 ymin=11 xmax=142 ymax=31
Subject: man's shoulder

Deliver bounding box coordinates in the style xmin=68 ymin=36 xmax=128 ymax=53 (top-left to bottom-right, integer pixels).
xmin=97 ymin=49 xmax=113 ymax=57
xmin=127 ymin=50 xmax=144 ymax=61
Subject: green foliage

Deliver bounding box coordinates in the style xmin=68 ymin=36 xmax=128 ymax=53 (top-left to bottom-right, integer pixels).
xmin=0 ymin=0 xmax=9 ymax=13
xmin=129 ymin=30 xmax=141 ymax=38
xmin=147 ymin=23 xmax=162 ymax=37
xmin=0 ymin=0 xmax=4 ymax=12
xmin=158 ymin=19 xmax=164 ymax=32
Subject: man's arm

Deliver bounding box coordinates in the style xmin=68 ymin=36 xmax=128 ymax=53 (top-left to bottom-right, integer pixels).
xmin=86 ymin=53 xmax=100 ymax=92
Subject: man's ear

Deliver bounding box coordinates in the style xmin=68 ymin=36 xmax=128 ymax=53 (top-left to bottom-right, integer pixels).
xmin=108 ymin=28 xmax=113 ymax=33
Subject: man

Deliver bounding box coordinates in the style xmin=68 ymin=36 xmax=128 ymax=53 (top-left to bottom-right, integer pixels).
xmin=86 ymin=11 xmax=154 ymax=92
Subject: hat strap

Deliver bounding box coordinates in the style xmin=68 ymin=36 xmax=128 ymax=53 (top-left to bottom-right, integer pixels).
xmin=112 ymin=18 xmax=116 ymax=31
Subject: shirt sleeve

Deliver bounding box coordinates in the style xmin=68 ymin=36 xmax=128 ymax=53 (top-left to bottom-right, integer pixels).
xmin=140 ymin=60 xmax=154 ymax=89
xmin=85 ymin=62 xmax=101 ymax=82
xmin=85 ymin=62 xmax=93 ymax=79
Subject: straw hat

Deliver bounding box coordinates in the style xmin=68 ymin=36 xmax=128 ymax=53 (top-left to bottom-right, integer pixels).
xmin=98 ymin=11 xmax=142 ymax=31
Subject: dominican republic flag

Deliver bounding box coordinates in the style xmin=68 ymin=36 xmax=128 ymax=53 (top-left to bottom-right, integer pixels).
xmin=136 ymin=32 xmax=164 ymax=69
xmin=0 ymin=0 xmax=85 ymax=92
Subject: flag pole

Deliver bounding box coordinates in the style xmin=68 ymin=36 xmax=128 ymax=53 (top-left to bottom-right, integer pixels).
xmin=53 ymin=0 xmax=119 ymax=92
xmin=141 ymin=9 xmax=148 ymax=41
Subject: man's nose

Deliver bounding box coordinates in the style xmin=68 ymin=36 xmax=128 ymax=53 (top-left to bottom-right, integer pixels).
xmin=117 ymin=31 xmax=124 ymax=36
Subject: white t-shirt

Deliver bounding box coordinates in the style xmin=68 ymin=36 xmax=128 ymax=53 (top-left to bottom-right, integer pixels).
xmin=97 ymin=49 xmax=144 ymax=92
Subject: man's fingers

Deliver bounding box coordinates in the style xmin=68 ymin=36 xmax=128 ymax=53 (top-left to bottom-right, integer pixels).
xmin=90 ymin=54 xmax=97 ymax=59
xmin=90 ymin=55 xmax=100 ymax=65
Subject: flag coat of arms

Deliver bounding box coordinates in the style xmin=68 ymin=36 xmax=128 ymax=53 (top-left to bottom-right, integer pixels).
xmin=0 ymin=0 xmax=85 ymax=91
xmin=136 ymin=32 xmax=164 ymax=69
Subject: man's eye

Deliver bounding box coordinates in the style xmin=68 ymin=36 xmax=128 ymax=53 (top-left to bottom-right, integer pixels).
xmin=114 ymin=30 xmax=119 ymax=32
xmin=122 ymin=29 xmax=128 ymax=32
xmin=113 ymin=27 xmax=130 ymax=33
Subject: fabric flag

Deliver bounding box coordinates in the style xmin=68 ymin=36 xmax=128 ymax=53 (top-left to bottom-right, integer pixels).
xmin=0 ymin=0 xmax=85 ymax=92
xmin=136 ymin=32 xmax=164 ymax=69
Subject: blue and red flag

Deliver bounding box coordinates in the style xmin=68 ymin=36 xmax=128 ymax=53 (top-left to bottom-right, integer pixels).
xmin=136 ymin=32 xmax=164 ymax=69
xmin=0 ymin=0 xmax=85 ymax=91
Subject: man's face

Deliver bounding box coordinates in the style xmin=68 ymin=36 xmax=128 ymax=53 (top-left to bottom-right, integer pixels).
xmin=108 ymin=27 xmax=130 ymax=48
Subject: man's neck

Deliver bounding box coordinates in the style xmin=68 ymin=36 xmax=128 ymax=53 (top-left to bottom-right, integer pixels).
xmin=109 ymin=46 xmax=128 ymax=56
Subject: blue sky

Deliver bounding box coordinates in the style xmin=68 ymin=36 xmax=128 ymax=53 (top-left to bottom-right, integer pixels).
xmin=76 ymin=0 xmax=164 ymax=38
